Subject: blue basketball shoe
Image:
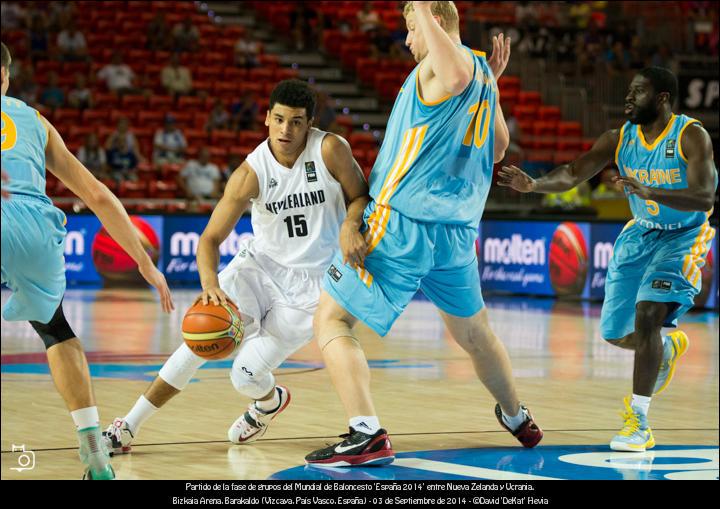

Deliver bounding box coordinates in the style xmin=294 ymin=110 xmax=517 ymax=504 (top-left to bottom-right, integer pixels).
xmin=654 ymin=330 xmax=689 ymax=396
xmin=610 ymin=396 xmax=655 ymax=452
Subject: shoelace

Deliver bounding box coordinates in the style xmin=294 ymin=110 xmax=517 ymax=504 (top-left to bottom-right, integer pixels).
xmin=238 ymin=406 xmax=266 ymax=438
xmin=618 ymin=400 xmax=642 ymax=437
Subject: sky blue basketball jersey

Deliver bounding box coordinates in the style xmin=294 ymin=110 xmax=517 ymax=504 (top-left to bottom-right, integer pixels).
xmin=615 ymin=114 xmax=717 ymax=230
xmin=1 ymin=95 xmax=50 ymax=203
xmin=368 ymin=47 xmax=497 ymax=229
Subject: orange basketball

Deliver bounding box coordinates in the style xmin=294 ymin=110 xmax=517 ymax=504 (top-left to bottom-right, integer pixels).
xmin=182 ymin=301 xmax=244 ymax=360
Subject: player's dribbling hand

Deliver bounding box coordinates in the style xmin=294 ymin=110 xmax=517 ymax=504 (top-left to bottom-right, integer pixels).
xmin=198 ymin=286 xmax=236 ymax=308
xmin=488 ymin=33 xmax=511 ymax=79
xmin=138 ymin=261 xmax=175 ymax=313
xmin=340 ymin=221 xmax=368 ymax=269
xmin=498 ymin=165 xmax=536 ymax=193
xmin=613 ymin=175 xmax=652 ymax=199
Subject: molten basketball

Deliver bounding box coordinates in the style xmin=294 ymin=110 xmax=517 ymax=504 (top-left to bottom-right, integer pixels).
xmin=182 ymin=301 xmax=244 ymax=360
xmin=549 ymin=222 xmax=588 ymax=296
xmin=92 ymin=216 xmax=160 ymax=281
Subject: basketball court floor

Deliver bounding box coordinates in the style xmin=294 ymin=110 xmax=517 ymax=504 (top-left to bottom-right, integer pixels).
xmin=1 ymin=288 xmax=718 ymax=480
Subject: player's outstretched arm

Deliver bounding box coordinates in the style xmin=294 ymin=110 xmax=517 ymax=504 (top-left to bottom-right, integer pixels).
xmin=614 ymin=123 xmax=716 ymax=211
xmin=196 ymin=161 xmax=258 ymax=305
xmin=322 ymin=134 xmax=371 ymax=268
xmin=41 ymin=116 xmax=175 ymax=313
xmin=413 ymin=1 xmax=472 ymax=96
xmin=498 ymin=129 xmax=620 ymax=193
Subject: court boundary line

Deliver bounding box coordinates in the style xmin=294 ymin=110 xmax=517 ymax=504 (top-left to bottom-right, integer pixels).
xmin=3 ymin=428 xmax=718 ymax=454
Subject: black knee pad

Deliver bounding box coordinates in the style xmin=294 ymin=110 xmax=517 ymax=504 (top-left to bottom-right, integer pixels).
xmin=29 ymin=302 xmax=76 ymax=349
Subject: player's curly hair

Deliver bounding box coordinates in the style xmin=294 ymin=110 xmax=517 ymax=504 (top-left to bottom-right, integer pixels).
xmin=638 ymin=67 xmax=678 ymax=105
xmin=269 ymin=79 xmax=316 ymax=120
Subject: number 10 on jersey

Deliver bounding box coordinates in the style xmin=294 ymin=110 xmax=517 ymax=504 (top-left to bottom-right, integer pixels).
xmin=284 ymin=215 xmax=308 ymax=238
xmin=463 ymin=100 xmax=490 ymax=149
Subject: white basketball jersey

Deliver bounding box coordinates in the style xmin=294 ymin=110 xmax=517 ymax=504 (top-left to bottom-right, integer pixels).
xmin=245 ymin=128 xmax=346 ymax=272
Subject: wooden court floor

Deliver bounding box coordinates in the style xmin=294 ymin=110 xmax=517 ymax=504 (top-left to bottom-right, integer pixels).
xmin=1 ymin=288 xmax=718 ymax=480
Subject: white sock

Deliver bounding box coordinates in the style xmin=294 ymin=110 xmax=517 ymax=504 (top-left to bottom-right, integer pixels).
xmin=71 ymin=406 xmax=100 ymax=430
xmin=631 ymin=394 xmax=651 ymax=415
xmin=124 ymin=395 xmax=158 ymax=434
xmin=255 ymin=388 xmax=281 ymax=413
xmin=502 ymin=406 xmax=527 ymax=431
xmin=349 ymin=416 xmax=380 ymax=434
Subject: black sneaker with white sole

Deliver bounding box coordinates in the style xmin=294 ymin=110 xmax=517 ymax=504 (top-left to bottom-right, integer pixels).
xmin=305 ymin=427 xmax=395 ymax=467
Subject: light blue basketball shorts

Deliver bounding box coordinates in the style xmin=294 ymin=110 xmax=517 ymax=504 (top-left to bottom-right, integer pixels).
xmin=600 ymin=220 xmax=716 ymax=340
xmin=1 ymin=195 xmax=67 ymax=324
xmin=323 ymin=200 xmax=484 ymax=337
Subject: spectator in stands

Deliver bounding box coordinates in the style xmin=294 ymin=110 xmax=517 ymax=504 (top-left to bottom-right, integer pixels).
xmin=230 ymin=91 xmax=259 ymax=131
xmin=178 ymin=147 xmax=222 ymax=199
xmin=234 ymin=34 xmax=260 ymax=69
xmin=106 ymin=135 xmax=139 ymax=183
xmin=15 ymin=63 xmax=39 ymax=105
xmin=172 ymin=16 xmax=200 ymax=52
xmin=57 ymin=20 xmax=88 ymax=62
xmin=206 ymin=98 xmax=231 ymax=132
xmin=106 ymin=116 xmax=144 ymax=163
xmin=604 ymin=41 xmax=631 ymax=75
xmin=290 ymin=4 xmax=316 ymax=51
xmin=153 ymin=115 xmax=187 ymax=165
xmin=314 ymin=91 xmax=341 ymax=135
xmin=370 ymin=22 xmax=405 ymax=60
xmin=76 ymin=133 xmax=108 ymax=179
xmin=650 ymin=43 xmax=677 ymax=72
xmin=628 ymin=36 xmax=647 ymax=70
xmin=357 ymin=2 xmax=381 ymax=33
xmin=147 ymin=12 xmax=171 ymax=51
xmin=161 ymin=53 xmax=193 ymax=98
xmin=222 ymin=153 xmax=243 ymax=185
xmin=39 ymin=72 xmax=65 ymax=110
xmin=27 ymin=14 xmax=49 ymax=62
xmin=1 ymin=2 xmax=26 ymax=30
xmin=97 ymin=51 xmax=141 ymax=96
xmin=48 ymin=1 xmax=77 ymax=33
xmin=515 ymin=2 xmax=540 ymax=28
xmin=67 ymin=73 xmax=93 ymax=109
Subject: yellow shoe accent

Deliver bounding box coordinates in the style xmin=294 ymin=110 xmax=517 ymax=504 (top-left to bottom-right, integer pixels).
xmin=654 ymin=330 xmax=689 ymax=396
xmin=609 ymin=396 xmax=655 ymax=452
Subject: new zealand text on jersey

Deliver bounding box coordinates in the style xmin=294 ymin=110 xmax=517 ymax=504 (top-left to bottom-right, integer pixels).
xmin=265 ymin=190 xmax=326 ymax=215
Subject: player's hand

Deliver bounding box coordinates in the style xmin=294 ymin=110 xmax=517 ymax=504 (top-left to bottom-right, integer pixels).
xmin=340 ymin=221 xmax=368 ymax=269
xmin=487 ymin=33 xmax=511 ymax=79
xmin=138 ymin=261 xmax=175 ymax=313
xmin=498 ymin=165 xmax=536 ymax=193
xmin=613 ymin=175 xmax=652 ymax=199
xmin=198 ymin=286 xmax=236 ymax=308
xmin=1 ymin=170 xmax=10 ymax=200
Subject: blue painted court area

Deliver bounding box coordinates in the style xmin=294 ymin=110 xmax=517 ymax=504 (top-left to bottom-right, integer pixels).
xmin=269 ymin=445 xmax=719 ymax=481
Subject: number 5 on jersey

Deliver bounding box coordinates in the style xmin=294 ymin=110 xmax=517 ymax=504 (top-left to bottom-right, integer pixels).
xmin=284 ymin=214 xmax=308 ymax=238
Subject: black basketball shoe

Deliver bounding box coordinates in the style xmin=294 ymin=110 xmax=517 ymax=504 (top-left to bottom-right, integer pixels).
xmin=305 ymin=427 xmax=395 ymax=467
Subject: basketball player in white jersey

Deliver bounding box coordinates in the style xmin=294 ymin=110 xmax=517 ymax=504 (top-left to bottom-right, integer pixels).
xmin=103 ymin=80 xmax=370 ymax=452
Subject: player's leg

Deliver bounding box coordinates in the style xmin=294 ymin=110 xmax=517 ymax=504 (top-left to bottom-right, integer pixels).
xmin=29 ymin=303 xmax=115 ymax=479
xmin=306 ymin=205 xmax=425 ymax=466
xmin=227 ymin=301 xmax=317 ymax=444
xmin=420 ymin=222 xmax=542 ymax=448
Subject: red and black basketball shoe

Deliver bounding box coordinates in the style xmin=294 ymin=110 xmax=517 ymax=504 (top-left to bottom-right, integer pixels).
xmin=495 ymin=404 xmax=543 ymax=448
xmin=305 ymin=427 xmax=395 ymax=467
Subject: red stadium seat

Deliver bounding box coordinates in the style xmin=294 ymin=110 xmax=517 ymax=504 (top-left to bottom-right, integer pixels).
xmin=137 ymin=111 xmax=165 ymax=126
xmin=531 ymin=121 xmax=559 ymax=136
xmin=193 ymin=112 xmax=210 ymax=128
xmin=518 ymin=91 xmax=542 ymax=106
xmin=210 ymin=130 xmax=239 ymax=145
xmin=556 ymin=138 xmax=583 ymax=151
xmin=118 ymin=181 xmax=149 ymax=199
xmin=159 ymin=163 xmax=183 ymax=179
xmin=196 ymin=66 xmax=223 ymax=83
xmin=94 ymin=93 xmax=119 ymax=109
xmin=349 ymin=132 xmax=378 ymax=152
xmin=54 ymin=108 xmax=82 ymax=125
xmin=513 ymin=104 xmax=538 ymax=121
xmin=258 ymin=54 xmax=279 ymax=69
xmin=538 ymin=106 xmax=561 ymax=121
xmin=223 ymin=68 xmax=249 ymax=82
xmin=148 ymin=95 xmax=174 ymax=111
xmin=558 ymin=121 xmax=583 ymax=137
xmin=185 ymin=128 xmax=209 ymax=147
xmin=238 ymin=131 xmax=266 ymax=147
xmin=121 ymin=95 xmax=148 ymax=110
xmin=81 ymin=110 xmax=111 ymax=126
xmin=149 ymin=180 xmax=180 ymax=199
xmin=137 ymin=162 xmax=158 ymax=182
xmin=168 ymin=111 xmax=193 ymax=127
xmin=178 ymin=96 xmax=206 ymax=112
